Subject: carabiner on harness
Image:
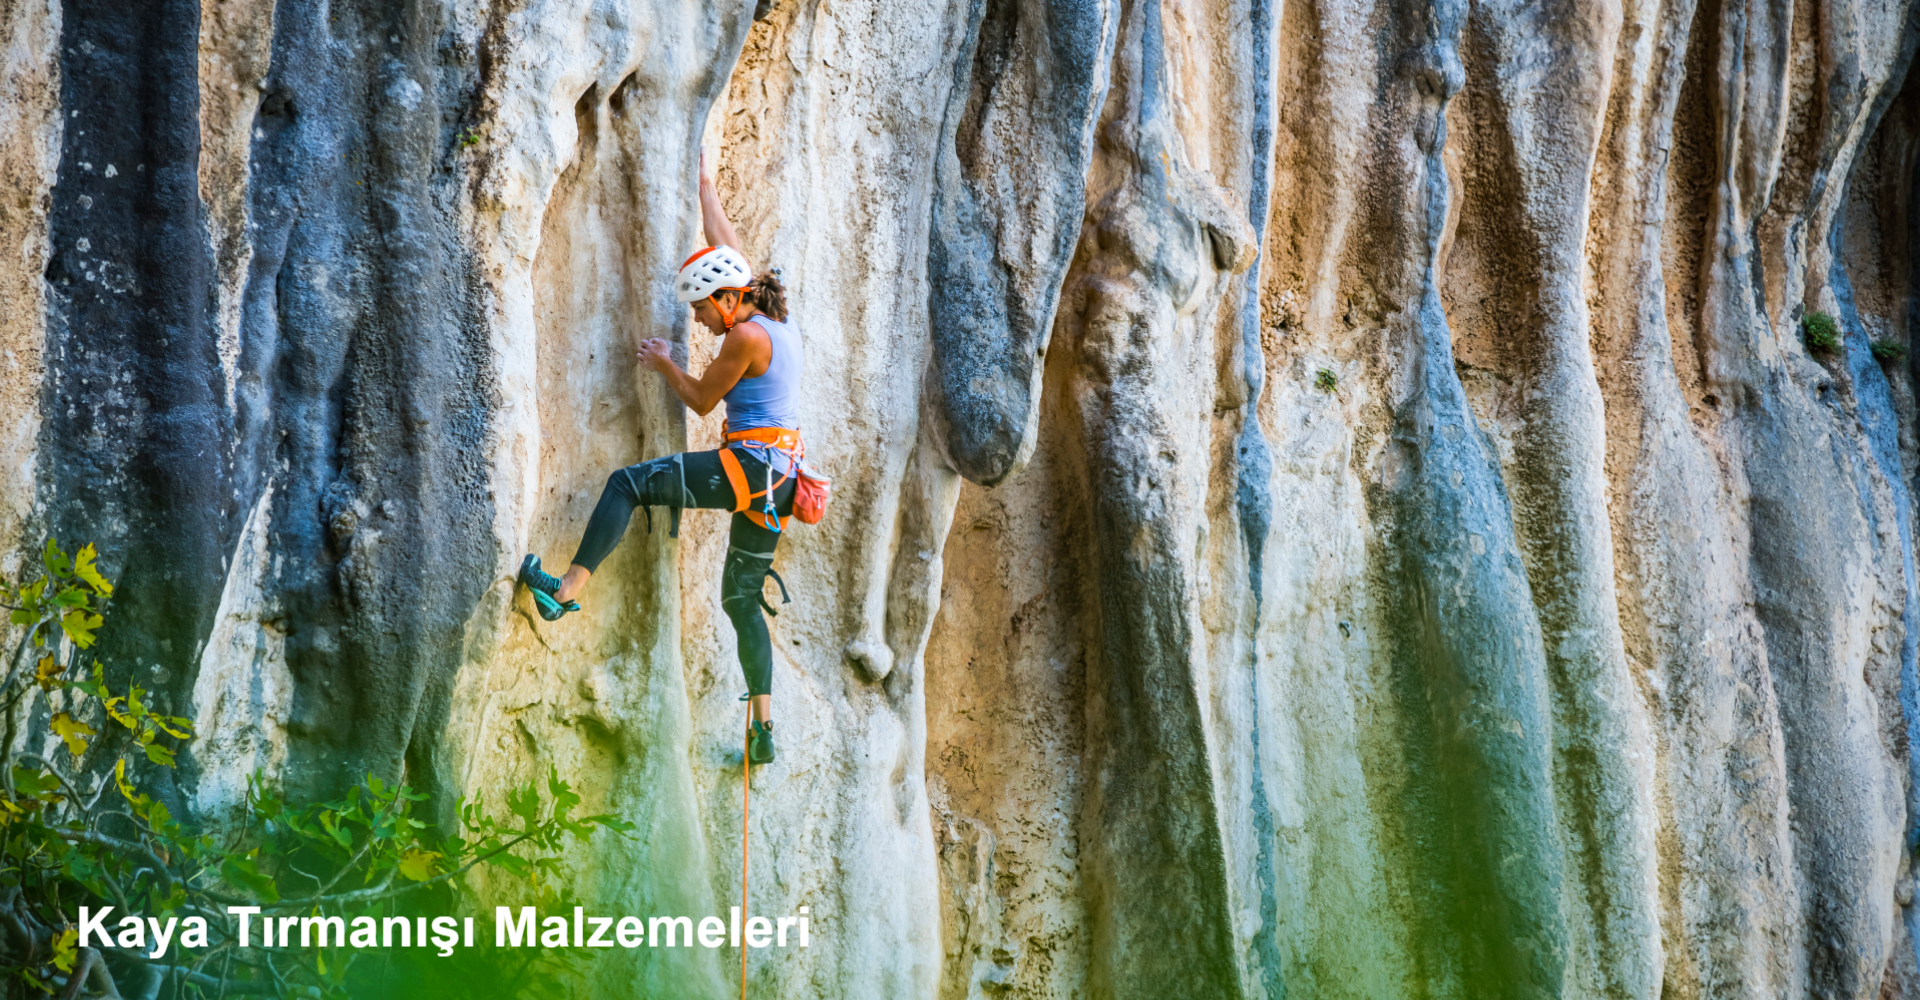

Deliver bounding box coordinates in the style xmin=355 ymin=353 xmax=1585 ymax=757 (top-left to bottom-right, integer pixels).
xmin=763 ymin=459 xmax=783 ymax=534
xmin=717 ymin=439 xmax=793 ymax=532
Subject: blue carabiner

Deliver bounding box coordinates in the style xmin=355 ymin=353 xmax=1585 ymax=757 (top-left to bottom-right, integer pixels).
xmin=762 ymin=458 xmax=783 ymax=533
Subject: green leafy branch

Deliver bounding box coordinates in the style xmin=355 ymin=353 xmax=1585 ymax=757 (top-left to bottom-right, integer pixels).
xmin=0 ymin=541 xmax=633 ymax=1000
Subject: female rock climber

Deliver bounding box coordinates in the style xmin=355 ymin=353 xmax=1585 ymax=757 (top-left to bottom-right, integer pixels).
xmin=518 ymin=154 xmax=800 ymax=765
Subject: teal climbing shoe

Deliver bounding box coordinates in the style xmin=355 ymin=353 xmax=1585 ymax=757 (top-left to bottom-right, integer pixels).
xmin=747 ymin=721 xmax=776 ymax=764
xmin=519 ymin=554 xmax=578 ymax=622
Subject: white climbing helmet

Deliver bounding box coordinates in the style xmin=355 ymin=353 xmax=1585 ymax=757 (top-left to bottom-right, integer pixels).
xmin=675 ymin=245 xmax=753 ymax=303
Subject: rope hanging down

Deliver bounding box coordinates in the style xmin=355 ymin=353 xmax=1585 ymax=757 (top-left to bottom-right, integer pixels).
xmin=741 ymin=707 xmax=752 ymax=1000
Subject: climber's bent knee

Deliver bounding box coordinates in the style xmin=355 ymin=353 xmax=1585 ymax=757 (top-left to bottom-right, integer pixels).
xmin=622 ymin=455 xmax=690 ymax=508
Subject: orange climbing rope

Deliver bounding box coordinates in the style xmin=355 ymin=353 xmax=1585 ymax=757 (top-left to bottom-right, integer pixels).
xmin=741 ymin=708 xmax=752 ymax=1000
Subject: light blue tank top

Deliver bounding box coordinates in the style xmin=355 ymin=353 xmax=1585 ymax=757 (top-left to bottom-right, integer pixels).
xmin=722 ymin=314 xmax=802 ymax=474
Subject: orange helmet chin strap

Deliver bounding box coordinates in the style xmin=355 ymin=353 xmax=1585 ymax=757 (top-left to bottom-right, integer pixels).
xmin=713 ymin=289 xmax=746 ymax=331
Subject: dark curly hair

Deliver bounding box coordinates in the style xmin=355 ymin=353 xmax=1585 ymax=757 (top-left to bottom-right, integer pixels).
xmin=746 ymin=269 xmax=788 ymax=322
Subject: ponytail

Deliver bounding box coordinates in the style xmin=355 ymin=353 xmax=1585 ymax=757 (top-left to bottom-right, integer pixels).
xmin=747 ymin=269 xmax=788 ymax=322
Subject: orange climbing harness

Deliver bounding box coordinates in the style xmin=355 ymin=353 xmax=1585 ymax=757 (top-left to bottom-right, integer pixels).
xmin=717 ymin=427 xmax=831 ymax=530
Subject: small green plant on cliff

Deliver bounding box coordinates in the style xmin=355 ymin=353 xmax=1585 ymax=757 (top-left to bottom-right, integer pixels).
xmin=1871 ymin=338 xmax=1908 ymax=363
xmin=0 ymin=540 xmax=631 ymax=1000
xmin=1803 ymin=311 xmax=1841 ymax=354
xmin=458 ymin=126 xmax=482 ymax=149
xmin=1314 ymin=368 xmax=1339 ymax=392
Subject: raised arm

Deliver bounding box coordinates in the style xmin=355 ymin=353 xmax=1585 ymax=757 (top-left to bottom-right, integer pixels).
xmin=699 ymin=151 xmax=749 ymax=265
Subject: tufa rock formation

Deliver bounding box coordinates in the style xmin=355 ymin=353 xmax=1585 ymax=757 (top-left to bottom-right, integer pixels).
xmin=4 ymin=0 xmax=1920 ymax=996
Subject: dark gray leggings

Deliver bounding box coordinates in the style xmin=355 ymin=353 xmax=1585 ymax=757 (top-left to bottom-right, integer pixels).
xmin=571 ymin=448 xmax=795 ymax=697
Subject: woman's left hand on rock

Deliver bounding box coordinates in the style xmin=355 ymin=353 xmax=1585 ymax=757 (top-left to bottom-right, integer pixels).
xmin=638 ymin=338 xmax=675 ymax=372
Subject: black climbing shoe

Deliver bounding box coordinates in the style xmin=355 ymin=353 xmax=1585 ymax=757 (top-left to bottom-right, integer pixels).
xmin=747 ymin=721 xmax=776 ymax=764
xmin=519 ymin=554 xmax=578 ymax=622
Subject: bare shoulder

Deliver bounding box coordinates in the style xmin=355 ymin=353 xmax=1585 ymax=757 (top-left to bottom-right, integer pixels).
xmin=725 ymin=320 xmax=770 ymax=353
xmin=723 ymin=321 xmax=773 ymax=377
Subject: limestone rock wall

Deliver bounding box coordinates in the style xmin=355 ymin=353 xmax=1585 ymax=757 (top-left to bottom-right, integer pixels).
xmin=7 ymin=0 xmax=1920 ymax=997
